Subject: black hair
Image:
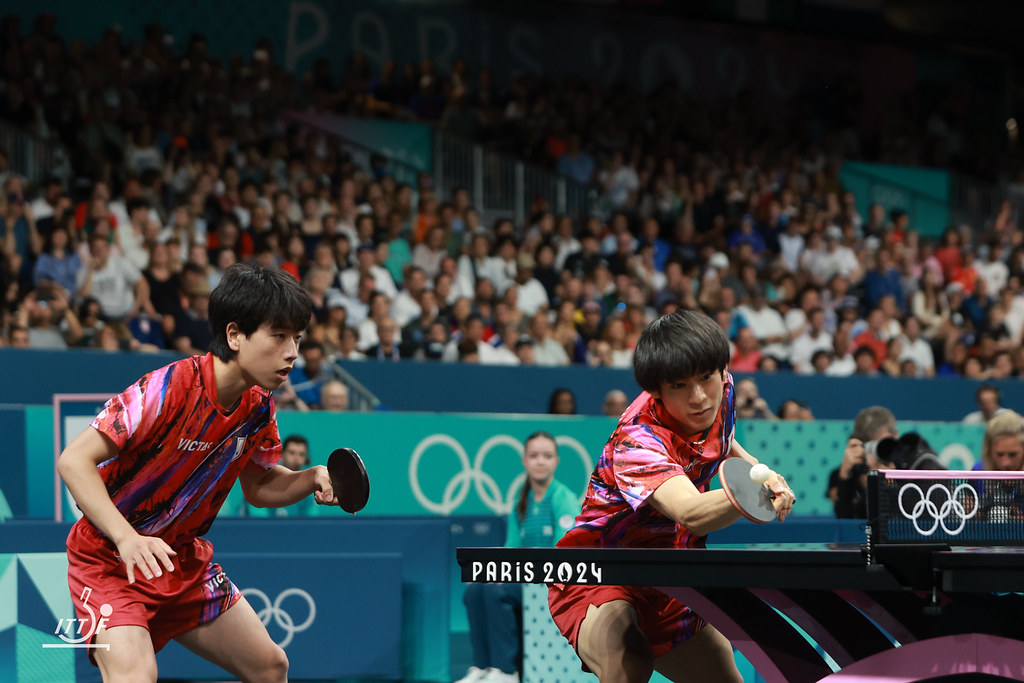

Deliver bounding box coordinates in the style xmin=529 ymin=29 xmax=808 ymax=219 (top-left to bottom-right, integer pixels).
xmin=208 ymin=263 xmax=312 ymax=361
xmin=516 ymin=430 xmax=558 ymax=523
xmin=457 ymin=339 xmax=478 ymax=359
xmin=977 ymin=383 xmax=1002 ymax=401
xmin=282 ymin=434 xmax=309 ymax=450
xmin=299 ymin=338 xmax=324 ymax=355
xmin=282 ymin=434 xmax=310 ymax=466
xmin=777 ymin=399 xmax=807 ymax=419
xmin=77 ymin=296 xmax=100 ymax=320
xmin=547 ymin=387 xmax=576 ymax=414
xmin=853 ymin=346 xmax=876 ymax=361
xmin=633 ymin=310 xmax=730 ymax=394
xmin=126 ymin=198 xmax=149 ymax=214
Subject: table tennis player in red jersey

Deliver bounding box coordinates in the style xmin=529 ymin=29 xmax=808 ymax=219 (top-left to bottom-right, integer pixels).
xmin=58 ymin=263 xmax=340 ymax=683
xmin=549 ymin=310 xmax=796 ymax=682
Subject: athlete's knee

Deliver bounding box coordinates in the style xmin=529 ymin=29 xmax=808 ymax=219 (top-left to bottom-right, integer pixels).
xmin=266 ymin=644 xmax=289 ymax=681
xmin=99 ymin=660 xmax=158 ymax=683
xmin=248 ymin=643 xmax=288 ymax=683
xmin=580 ymin=605 xmax=654 ymax=683
xmin=601 ymin=624 xmax=654 ymax=683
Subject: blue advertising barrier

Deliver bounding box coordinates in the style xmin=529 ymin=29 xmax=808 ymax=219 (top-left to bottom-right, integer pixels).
xmin=0 ymin=551 xmax=400 ymax=682
xmin=3 ymin=347 xmax=1020 ymax=420
xmin=0 ymin=518 xmax=451 ymax=682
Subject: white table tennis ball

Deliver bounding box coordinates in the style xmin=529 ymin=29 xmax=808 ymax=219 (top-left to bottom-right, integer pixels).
xmin=749 ymin=463 xmax=770 ymax=484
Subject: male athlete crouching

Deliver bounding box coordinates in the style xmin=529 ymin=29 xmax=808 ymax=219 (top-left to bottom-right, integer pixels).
xmin=549 ymin=310 xmax=796 ymax=682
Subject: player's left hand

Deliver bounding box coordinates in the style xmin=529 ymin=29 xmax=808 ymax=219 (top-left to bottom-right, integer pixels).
xmin=766 ymin=472 xmax=796 ymax=522
xmin=312 ymin=464 xmax=337 ymax=505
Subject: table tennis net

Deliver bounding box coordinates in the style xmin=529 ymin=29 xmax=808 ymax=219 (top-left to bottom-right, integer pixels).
xmin=867 ymin=470 xmax=1024 ymax=546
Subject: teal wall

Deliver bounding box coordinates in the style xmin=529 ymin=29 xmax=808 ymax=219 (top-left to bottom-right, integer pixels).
xmin=11 ymin=406 xmax=986 ymax=520
xmin=286 ymin=112 xmax=432 ymax=175
xmin=839 ymin=161 xmax=950 ymax=237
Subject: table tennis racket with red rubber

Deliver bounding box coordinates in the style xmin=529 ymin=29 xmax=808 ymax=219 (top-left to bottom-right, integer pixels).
xmin=327 ymin=447 xmax=370 ymax=513
xmin=718 ymin=457 xmax=776 ymax=524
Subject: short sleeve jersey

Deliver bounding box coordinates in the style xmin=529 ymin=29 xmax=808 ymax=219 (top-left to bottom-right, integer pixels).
xmin=558 ymin=373 xmax=735 ymax=550
xmin=88 ymin=353 xmax=282 ymax=547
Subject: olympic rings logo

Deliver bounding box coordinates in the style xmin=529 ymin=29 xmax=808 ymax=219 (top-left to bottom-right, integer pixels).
xmin=409 ymin=433 xmax=593 ymax=514
xmin=897 ymin=482 xmax=979 ymax=536
xmin=242 ymin=587 xmax=316 ymax=648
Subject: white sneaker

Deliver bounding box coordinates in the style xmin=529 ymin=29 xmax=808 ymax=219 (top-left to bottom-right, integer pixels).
xmin=455 ymin=666 xmax=491 ymax=683
xmin=484 ymin=669 xmax=519 ymax=683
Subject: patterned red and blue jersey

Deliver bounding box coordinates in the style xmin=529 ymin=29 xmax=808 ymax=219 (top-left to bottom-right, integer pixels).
xmin=88 ymin=353 xmax=281 ymax=547
xmin=558 ymin=373 xmax=735 ymax=550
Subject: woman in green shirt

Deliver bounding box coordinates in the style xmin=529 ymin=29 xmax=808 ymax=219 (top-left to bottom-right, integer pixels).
xmin=456 ymin=431 xmax=579 ymax=683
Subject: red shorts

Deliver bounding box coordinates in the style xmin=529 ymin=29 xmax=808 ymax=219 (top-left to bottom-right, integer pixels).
xmin=548 ymin=583 xmax=705 ymax=664
xmin=65 ymin=519 xmax=241 ymax=660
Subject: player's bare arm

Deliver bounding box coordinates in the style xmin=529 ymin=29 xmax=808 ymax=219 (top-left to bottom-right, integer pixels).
xmin=57 ymin=427 xmax=177 ymax=584
xmin=647 ymin=475 xmax=742 ymax=535
xmin=647 ymin=440 xmax=796 ymax=532
xmin=239 ymin=462 xmax=337 ymax=508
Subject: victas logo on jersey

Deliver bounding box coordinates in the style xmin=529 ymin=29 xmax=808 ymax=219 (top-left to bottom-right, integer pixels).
xmin=178 ymin=438 xmax=213 ymax=452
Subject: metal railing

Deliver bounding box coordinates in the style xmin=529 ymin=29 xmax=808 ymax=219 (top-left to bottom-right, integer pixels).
xmin=333 ymin=361 xmax=381 ymax=412
xmin=433 ymin=130 xmax=594 ymax=227
xmin=0 ymin=119 xmax=69 ymax=184
xmin=281 ymin=113 xmax=595 ymax=228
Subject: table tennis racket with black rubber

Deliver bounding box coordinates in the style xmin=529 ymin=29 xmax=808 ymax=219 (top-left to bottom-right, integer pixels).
xmin=327 ymin=447 xmax=370 ymax=514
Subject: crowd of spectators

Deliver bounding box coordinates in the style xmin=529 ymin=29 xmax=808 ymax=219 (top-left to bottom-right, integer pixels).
xmin=2 ymin=13 xmax=1024 ymax=413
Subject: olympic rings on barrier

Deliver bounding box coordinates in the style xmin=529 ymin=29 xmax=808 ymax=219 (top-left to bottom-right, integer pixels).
xmin=242 ymin=587 xmax=316 ymax=648
xmin=408 ymin=433 xmax=594 ymax=514
xmin=897 ymin=482 xmax=979 ymax=536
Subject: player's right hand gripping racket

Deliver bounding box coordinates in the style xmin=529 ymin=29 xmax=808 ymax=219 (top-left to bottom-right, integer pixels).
xmin=327 ymin=447 xmax=370 ymax=514
xmin=718 ymin=457 xmax=776 ymax=524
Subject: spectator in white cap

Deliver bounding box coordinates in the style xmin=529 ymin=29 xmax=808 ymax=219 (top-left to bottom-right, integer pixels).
xmin=706 ymin=251 xmax=746 ymax=301
xmin=708 ymin=251 xmax=729 ymax=273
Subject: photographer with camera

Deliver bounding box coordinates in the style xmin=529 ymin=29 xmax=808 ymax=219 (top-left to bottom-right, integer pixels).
xmin=827 ymin=406 xmax=898 ymax=518
xmin=827 ymin=406 xmax=945 ymax=517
